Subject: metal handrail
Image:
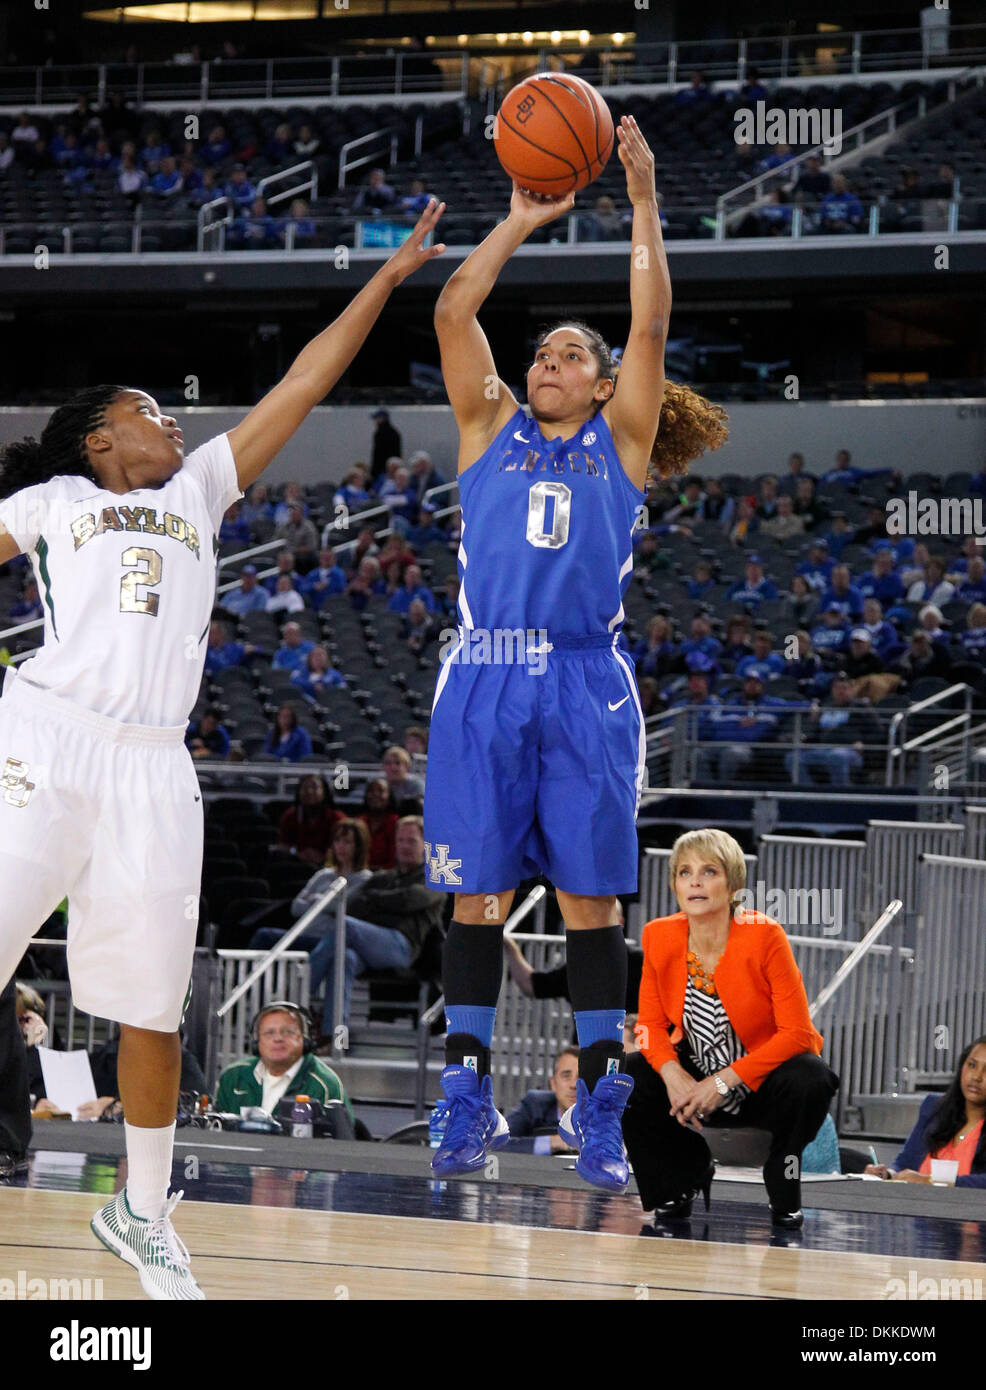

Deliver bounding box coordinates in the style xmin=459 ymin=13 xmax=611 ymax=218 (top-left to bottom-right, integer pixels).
xmin=338 ymin=128 xmax=398 ymax=190
xmin=256 ymin=159 xmax=317 ymax=210
xmin=197 ymin=194 xmax=233 ymax=252
xmin=808 ymin=899 xmax=903 ymax=1018
xmin=885 ymin=682 xmax=971 ymax=782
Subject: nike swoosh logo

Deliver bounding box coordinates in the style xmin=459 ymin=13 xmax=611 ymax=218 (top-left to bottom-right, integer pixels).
xmin=513 ymin=430 xmax=528 ymax=443
xmin=608 ymin=696 xmax=630 ymax=711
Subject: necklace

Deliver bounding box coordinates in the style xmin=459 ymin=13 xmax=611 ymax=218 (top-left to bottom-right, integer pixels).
xmin=686 ymin=950 xmax=719 ymax=997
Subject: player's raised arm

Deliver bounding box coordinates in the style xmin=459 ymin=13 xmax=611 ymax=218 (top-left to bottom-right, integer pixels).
xmin=434 ymin=183 xmax=575 ymax=471
xmin=227 ymin=199 xmax=447 ymax=490
xmin=0 ymin=521 xmax=21 ymax=566
xmin=602 ymin=116 xmax=671 ymax=491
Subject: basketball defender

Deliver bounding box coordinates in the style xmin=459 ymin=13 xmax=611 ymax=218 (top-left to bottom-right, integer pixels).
xmin=425 ymin=117 xmax=727 ymax=1187
xmin=0 ymin=201 xmax=445 ymax=1298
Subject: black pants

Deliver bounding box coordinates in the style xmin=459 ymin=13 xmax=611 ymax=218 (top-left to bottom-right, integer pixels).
xmin=0 ymin=977 xmax=31 ymax=1160
xmin=622 ymin=1048 xmax=839 ymax=1213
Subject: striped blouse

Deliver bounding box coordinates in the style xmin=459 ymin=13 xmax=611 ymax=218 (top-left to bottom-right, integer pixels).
xmin=682 ymin=978 xmax=750 ymax=1114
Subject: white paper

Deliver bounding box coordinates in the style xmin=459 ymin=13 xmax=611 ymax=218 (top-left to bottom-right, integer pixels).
xmin=37 ymin=1046 xmax=98 ymax=1119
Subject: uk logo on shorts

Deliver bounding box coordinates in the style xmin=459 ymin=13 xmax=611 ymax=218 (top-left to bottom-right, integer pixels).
xmin=425 ymin=841 xmax=463 ymax=885
xmin=1 ymin=757 xmax=35 ymax=808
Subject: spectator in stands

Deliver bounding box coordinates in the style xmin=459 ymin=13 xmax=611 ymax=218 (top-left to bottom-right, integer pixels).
xmin=11 ymin=113 xmax=40 ymax=149
xmin=139 ymin=128 xmax=170 ymax=174
xmin=760 ymin=493 xmax=805 ymax=541
xmin=738 ymin=67 xmax=768 ymax=103
xmin=149 ymin=154 xmax=182 ymax=198
xmin=946 ymin=536 xmax=984 ymax=581
xmin=275 ymin=503 xmax=319 ymax=574
xmin=403 ymin=724 xmax=428 ymax=775
xmin=894 ymin=630 xmax=952 ymax=686
xmin=388 ymin=562 xmax=434 ymax=615
xmin=263 ymin=548 xmax=300 ymax=597
xmin=224 ymin=162 xmax=257 ymax=210
xmin=961 ymin=604 xmax=986 ymax=661
xmin=797 ymin=538 xmax=834 ymax=592
xmin=667 ymin=669 xmax=720 ymax=744
xmin=581 ymin=193 xmax=628 ymax=241
xmin=116 ymin=148 xmax=147 ymax=201
xmin=398 ymin=177 xmax=433 ymax=216
xmin=301 ymin=547 xmax=346 ymax=610
xmin=637 ymin=676 xmax=661 ymax=716
xmin=184 ymin=167 xmax=219 ymax=210
xmin=622 ymin=828 xmax=837 ymax=1227
xmin=787 ymin=673 xmax=880 ymax=785
xmin=844 ymin=628 xmax=885 ymax=681
xmin=273 ymin=622 xmax=315 ymax=673
xmin=781 ymin=574 xmax=819 ymax=629
xmin=293 ymin=123 xmax=321 ymax=158
xmin=726 ymin=555 xmax=778 ymax=607
xmin=853 ymin=503 xmax=892 ymax=551
xmin=265 ymin=122 xmax=294 ymax=163
xmin=347 ymin=555 xmax=386 ymax=611
xmin=728 ymin=497 xmax=758 ymax=546
xmin=185 ymin=706 xmax=231 ymax=760
xmin=758 ymin=477 xmax=782 ymax=526
xmin=353 ymin=167 xmax=396 ymax=214
xmin=8 ymin=579 xmax=43 ymax=622
xmin=505 ymin=1048 xmax=580 ymax=1154
xmin=308 ymin=815 xmax=445 ymax=1037
xmin=820 ymin=447 xmax=897 ymax=490
xmin=276 ymin=774 xmax=345 ymax=865
xmin=291 ymin=644 xmax=346 ymax=702
xmin=371 ymin=408 xmax=402 ymax=483
xmin=405 ymin=597 xmax=436 ymax=654
xmin=810 ymin=603 xmax=850 ymax=665
xmin=697 ymin=672 xmax=798 ymax=782
xmin=675 ymin=70 xmax=714 ymax=106
xmin=787 ymin=629 xmax=823 ymax=692
xmin=334 ymin=467 xmax=372 ymax=513
xmin=214 ymin=1002 xmax=352 ymax=1122
xmin=176 ymin=157 xmax=203 ymax=201
xmin=204 ymin=618 xmax=256 ymax=676
xmin=899 ymin=542 xmax=931 ymax=591
xmin=360 ymin=777 xmax=399 ymax=870
xmin=758 ymin=142 xmax=794 ymax=176
xmin=721 ymin=615 xmax=753 ymax=664
xmin=684 ymin=559 xmax=714 ymax=598
xmin=858 ymin=548 xmax=904 ymax=607
xmin=865 ymin=1035 xmax=986 ymax=1188
xmin=818 ymin=173 xmax=864 ymax=233
xmin=279 ymin=197 xmax=316 ymax=249
xmin=633 ymin=614 xmax=675 ymax=678
xmin=219 ymin=499 xmax=251 ymax=547
xmin=241 ymin=482 xmax=275 ymax=533
xmin=266 ymin=573 xmax=306 ymax=615
xmin=250 ymin=819 xmax=374 ymax=953
xmin=679 ymin=614 xmax=722 ymax=667
xmin=792 ymin=475 xmax=829 ymax=530
xmin=908 ymin=556 xmax=955 ymax=607
xmin=438 ymin=575 xmax=460 ymax=620
xmin=861 ymin=598 xmax=900 ymax=660
xmin=701 ymin=475 xmax=735 ymax=530
xmin=780 ymin=451 xmax=810 ymax=489
xmin=405 ymin=503 xmax=447 ymax=550
xmin=793 ymin=154 xmax=831 ymax=203
xmin=200 ymin=123 xmax=232 ymax=167
xmin=820 ymin=564 xmax=864 ymax=621
xmin=665 ymin=478 xmax=706 ymax=525
xmin=735 ymin=630 xmax=785 ymax=683
xmin=821 ymin=511 xmax=855 ymax=558
xmin=759 ymin=187 xmax=792 ymax=235
xmin=382 ymin=744 xmax=425 ymax=808
xmin=0 ymin=134 xmax=14 ymax=172
xmin=409 ymin=449 xmax=445 ymax=505
xmin=382 ymin=465 xmax=418 ymax=533
xmin=273 ymin=482 xmax=310 ymax=526
xmin=919 ymin=604 xmax=949 ymax=647
xmin=262 ymin=704 xmax=313 ymax=762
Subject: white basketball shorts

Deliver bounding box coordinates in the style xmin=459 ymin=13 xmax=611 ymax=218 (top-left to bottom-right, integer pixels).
xmin=0 ymin=671 xmax=203 ymax=1031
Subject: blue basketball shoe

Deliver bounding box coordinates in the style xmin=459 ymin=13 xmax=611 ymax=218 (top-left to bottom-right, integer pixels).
xmin=558 ymin=1073 xmax=634 ymax=1192
xmin=430 ymin=1065 xmax=509 ymax=1177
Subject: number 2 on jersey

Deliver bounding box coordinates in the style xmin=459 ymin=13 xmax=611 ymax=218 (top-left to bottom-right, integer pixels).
xmin=120 ymin=546 xmax=163 ymax=616
xmin=526 ymin=481 xmax=572 ymax=550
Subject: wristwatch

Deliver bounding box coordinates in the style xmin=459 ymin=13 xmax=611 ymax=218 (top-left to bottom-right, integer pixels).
xmin=713 ymin=1074 xmax=732 ymax=1098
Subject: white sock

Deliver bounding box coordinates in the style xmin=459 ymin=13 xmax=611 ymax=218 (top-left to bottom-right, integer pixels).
xmin=124 ymin=1121 xmax=175 ymax=1221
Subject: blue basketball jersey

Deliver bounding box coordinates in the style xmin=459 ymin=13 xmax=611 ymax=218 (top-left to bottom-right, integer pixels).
xmin=456 ymin=407 xmax=645 ymax=637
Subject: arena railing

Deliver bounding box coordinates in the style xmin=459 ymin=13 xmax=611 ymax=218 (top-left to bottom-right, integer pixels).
xmin=214 ymin=873 xmax=345 ymax=1075
xmin=911 ymin=852 xmax=986 ymax=1089
xmin=865 ymin=820 xmax=966 ymax=945
xmin=964 ymin=805 xmax=986 ymax=859
xmin=413 ymin=885 xmax=547 ymax=1119
xmin=884 ymin=683 xmax=973 ymax=783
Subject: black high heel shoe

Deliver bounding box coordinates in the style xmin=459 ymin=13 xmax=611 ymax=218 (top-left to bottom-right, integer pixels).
xmin=770 ymin=1207 xmax=804 ymax=1230
xmin=651 ymin=1162 xmax=715 ymax=1221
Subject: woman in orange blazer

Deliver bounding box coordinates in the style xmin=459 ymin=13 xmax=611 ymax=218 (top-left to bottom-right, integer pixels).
xmin=623 ymin=828 xmax=838 ymax=1229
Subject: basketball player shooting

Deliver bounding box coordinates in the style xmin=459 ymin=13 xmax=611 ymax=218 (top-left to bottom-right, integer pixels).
xmin=425 ymin=116 xmax=727 ymax=1188
xmin=0 ymin=199 xmax=445 ymax=1299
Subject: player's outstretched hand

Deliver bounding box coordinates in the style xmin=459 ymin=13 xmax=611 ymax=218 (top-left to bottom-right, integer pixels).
xmin=509 ymin=181 xmax=576 ymax=233
xmin=617 ymin=114 xmax=657 ymax=206
xmin=387 ymin=198 xmax=447 ymax=283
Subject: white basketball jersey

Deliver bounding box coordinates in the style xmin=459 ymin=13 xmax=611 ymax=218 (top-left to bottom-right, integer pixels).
xmin=0 ymin=433 xmax=242 ymax=725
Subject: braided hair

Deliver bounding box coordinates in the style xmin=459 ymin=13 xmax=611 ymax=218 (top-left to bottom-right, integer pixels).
xmin=0 ymin=384 xmax=128 ymax=502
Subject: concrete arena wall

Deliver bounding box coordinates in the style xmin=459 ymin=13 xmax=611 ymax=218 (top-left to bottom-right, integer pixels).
xmin=0 ymin=400 xmax=983 ymax=487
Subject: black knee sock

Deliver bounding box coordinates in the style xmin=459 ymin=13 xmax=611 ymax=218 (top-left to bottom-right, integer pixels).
xmin=442 ymin=920 xmax=504 ymax=1076
xmin=565 ymin=925 xmax=628 ymax=1090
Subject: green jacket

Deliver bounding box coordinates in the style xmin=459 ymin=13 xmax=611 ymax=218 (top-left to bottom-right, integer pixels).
xmin=214 ymin=1052 xmax=353 ymax=1124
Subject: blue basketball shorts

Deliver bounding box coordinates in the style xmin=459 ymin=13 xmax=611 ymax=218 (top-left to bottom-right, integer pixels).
xmin=423 ymin=633 xmax=644 ymax=895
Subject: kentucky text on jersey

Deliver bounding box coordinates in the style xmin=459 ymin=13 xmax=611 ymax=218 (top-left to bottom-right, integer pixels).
xmin=497 ymin=446 xmax=609 ymax=478
xmin=70 ymin=505 xmax=201 ymax=557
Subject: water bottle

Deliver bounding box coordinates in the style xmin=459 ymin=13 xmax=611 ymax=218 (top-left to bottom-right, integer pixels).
xmin=290 ymin=1094 xmax=314 ymax=1139
xmin=428 ymin=1098 xmax=448 ymax=1149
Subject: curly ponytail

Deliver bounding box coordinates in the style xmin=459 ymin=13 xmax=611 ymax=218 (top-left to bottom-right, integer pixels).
xmin=649 ymin=380 xmax=729 ymax=482
xmin=0 ymin=384 xmax=128 ymax=501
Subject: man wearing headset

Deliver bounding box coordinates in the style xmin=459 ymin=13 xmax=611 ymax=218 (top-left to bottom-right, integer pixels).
xmin=214 ymin=1001 xmax=353 ymax=1123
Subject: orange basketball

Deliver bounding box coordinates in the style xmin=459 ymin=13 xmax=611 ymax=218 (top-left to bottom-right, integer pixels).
xmin=493 ymin=72 xmax=614 ymax=196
